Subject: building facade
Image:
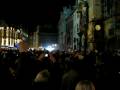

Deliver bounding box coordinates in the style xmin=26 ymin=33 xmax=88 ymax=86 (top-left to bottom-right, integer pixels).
xmin=58 ymin=0 xmax=120 ymax=52
xmin=29 ymin=25 xmax=40 ymax=49
xmin=73 ymin=4 xmax=81 ymax=51
xmin=87 ymin=0 xmax=103 ymax=52
xmin=66 ymin=15 xmax=73 ymax=51
xmin=102 ymin=0 xmax=120 ymax=50
xmin=75 ymin=0 xmax=89 ymax=53
xmin=33 ymin=26 xmax=40 ymax=49
xmin=58 ymin=7 xmax=72 ymax=51
xmin=58 ymin=1 xmax=88 ymax=52
xmin=0 ymin=21 xmax=27 ymax=48
xmin=87 ymin=0 xmax=120 ymax=52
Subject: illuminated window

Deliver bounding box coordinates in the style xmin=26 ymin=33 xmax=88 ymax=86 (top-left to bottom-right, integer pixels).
xmin=10 ymin=27 xmax=12 ymax=30
xmin=11 ymin=39 xmax=14 ymax=47
xmin=2 ymin=27 xmax=4 ymax=30
xmin=1 ymin=29 xmax=4 ymax=37
xmin=7 ymin=27 xmax=9 ymax=30
xmin=17 ymin=39 xmax=21 ymax=43
xmin=6 ymin=38 xmax=9 ymax=46
xmin=6 ymin=29 xmax=9 ymax=37
xmin=1 ymin=38 xmax=4 ymax=46
xmin=10 ymin=38 xmax=12 ymax=46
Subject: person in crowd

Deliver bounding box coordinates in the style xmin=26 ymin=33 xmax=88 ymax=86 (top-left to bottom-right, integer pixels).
xmin=75 ymin=80 xmax=95 ymax=90
xmin=33 ymin=69 xmax=50 ymax=90
xmin=15 ymin=40 xmax=37 ymax=89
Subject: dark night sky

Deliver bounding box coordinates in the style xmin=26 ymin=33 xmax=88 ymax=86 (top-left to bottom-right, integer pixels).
xmin=0 ymin=0 xmax=75 ymax=33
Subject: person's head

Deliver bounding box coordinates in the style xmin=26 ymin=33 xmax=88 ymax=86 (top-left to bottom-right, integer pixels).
xmin=75 ymin=80 xmax=95 ymax=90
xmin=34 ymin=69 xmax=50 ymax=83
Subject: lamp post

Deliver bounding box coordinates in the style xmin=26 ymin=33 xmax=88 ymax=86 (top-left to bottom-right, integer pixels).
xmin=94 ymin=19 xmax=104 ymax=53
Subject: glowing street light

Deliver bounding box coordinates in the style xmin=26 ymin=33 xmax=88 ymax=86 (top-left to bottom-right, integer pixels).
xmin=95 ymin=25 xmax=101 ymax=31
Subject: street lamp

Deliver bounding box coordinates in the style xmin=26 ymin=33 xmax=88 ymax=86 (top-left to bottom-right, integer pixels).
xmin=95 ymin=25 xmax=101 ymax=31
xmin=94 ymin=20 xmax=104 ymax=52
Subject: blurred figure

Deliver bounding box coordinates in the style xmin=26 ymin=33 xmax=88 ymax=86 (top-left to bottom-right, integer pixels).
xmin=75 ymin=80 xmax=95 ymax=90
xmin=16 ymin=40 xmax=36 ymax=89
xmin=34 ymin=69 xmax=50 ymax=83
xmin=33 ymin=69 xmax=50 ymax=90
xmin=60 ymin=69 xmax=79 ymax=90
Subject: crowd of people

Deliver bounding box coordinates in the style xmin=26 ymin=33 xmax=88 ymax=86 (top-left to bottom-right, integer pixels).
xmin=0 ymin=47 xmax=120 ymax=90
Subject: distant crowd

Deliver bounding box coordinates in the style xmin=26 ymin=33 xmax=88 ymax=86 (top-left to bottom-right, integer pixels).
xmin=0 ymin=48 xmax=120 ymax=90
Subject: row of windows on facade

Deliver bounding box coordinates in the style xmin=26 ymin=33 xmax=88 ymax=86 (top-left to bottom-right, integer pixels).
xmin=0 ymin=27 xmax=17 ymax=30
xmin=102 ymin=0 xmax=116 ymax=18
xmin=76 ymin=0 xmax=116 ymax=19
xmin=0 ymin=27 xmax=21 ymax=38
xmin=0 ymin=37 xmax=21 ymax=46
xmin=0 ymin=30 xmax=21 ymax=38
xmin=0 ymin=27 xmax=21 ymax=47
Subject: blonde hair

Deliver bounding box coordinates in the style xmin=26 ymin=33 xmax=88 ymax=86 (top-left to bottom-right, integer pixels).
xmin=75 ymin=80 xmax=95 ymax=90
